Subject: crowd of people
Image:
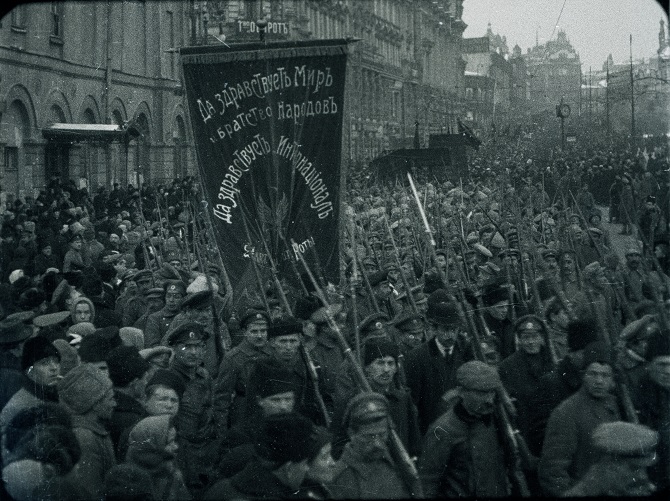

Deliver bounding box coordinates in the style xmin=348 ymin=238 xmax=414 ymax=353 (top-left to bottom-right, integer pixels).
xmin=0 ymin=135 xmax=669 ymax=500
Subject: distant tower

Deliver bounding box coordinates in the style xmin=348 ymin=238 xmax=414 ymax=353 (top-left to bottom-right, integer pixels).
xmin=659 ymin=19 xmax=666 ymax=47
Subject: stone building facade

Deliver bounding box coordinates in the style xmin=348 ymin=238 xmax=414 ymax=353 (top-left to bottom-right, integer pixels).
xmin=523 ymin=30 xmax=582 ymax=117
xmin=0 ymin=1 xmax=192 ymax=199
xmin=1 ymin=0 xmax=471 ymax=197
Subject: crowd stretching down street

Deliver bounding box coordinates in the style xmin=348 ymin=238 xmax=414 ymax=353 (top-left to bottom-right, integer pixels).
xmin=0 ymin=134 xmax=669 ymax=500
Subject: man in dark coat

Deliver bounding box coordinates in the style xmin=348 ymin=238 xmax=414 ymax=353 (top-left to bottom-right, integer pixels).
xmin=247 ymin=316 xmax=327 ymax=428
xmin=499 ymin=315 xmax=555 ymax=443
xmin=165 ymin=321 xmax=219 ymax=493
xmin=204 ymin=412 xmax=329 ymax=500
xmin=143 ymin=280 xmax=185 ymax=348
xmin=57 ymin=363 xmax=117 ymax=499
xmin=526 ymin=318 xmax=600 ymax=456
xmin=538 ymin=342 xmax=621 ymax=496
xmin=633 ymin=329 xmax=670 ymax=492
xmin=213 ymin=309 xmax=272 ymax=430
xmin=480 ymin=281 xmax=518 ymax=359
xmin=404 ymin=293 xmax=473 ymax=435
xmin=418 ymin=361 xmax=511 ymax=498
xmin=216 ymin=359 xmax=298 ymax=478
xmin=105 ymin=345 xmax=151 ymax=460
xmin=0 ymin=312 xmax=34 ymax=413
xmin=331 ymin=337 xmax=420 ymax=459
xmin=563 ymin=421 xmax=658 ymax=496
xmin=331 ymin=392 xmax=416 ymax=499
xmin=0 ymin=335 xmax=61 ymax=454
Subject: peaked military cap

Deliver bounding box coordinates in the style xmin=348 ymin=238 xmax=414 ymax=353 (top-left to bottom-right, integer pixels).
xmin=473 ymin=243 xmax=492 ymax=258
xmin=392 ymin=311 xmax=425 ymax=332
xmin=166 ymin=321 xmax=208 ymax=345
xmin=592 ymin=422 xmax=658 ymax=458
xmin=164 ymin=280 xmax=186 ymax=296
xmin=267 ymin=316 xmax=303 ymax=339
xmin=132 ymin=269 xmax=153 ymax=283
xmin=144 ymin=287 xmax=164 ymax=299
xmin=497 ymin=248 xmax=520 ymax=260
xmin=33 ymin=311 xmax=70 ymax=329
xmin=541 ymin=248 xmax=557 ymax=259
xmin=358 ymin=313 xmax=389 ymax=337
xmin=456 ymin=360 xmax=501 ymax=391
xmin=0 ymin=313 xmax=34 ymax=345
xmin=343 ymin=392 xmax=389 ymax=429
xmin=513 ymin=314 xmax=546 ymax=335
xmin=156 ymin=264 xmax=182 ymax=281
xmin=239 ymin=309 xmax=270 ymax=328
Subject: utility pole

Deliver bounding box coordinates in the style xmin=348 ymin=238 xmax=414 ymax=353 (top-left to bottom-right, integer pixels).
xmin=589 ymin=66 xmax=592 ymax=127
xmin=629 ymin=34 xmax=636 ymax=148
xmin=606 ymin=58 xmax=610 ymax=143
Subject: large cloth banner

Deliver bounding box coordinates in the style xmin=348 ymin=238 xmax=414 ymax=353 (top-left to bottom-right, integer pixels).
xmin=181 ymin=40 xmax=349 ymax=301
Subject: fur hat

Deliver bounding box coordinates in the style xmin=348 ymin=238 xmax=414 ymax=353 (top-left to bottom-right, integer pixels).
xmin=267 ymin=316 xmax=303 ymax=339
xmin=186 ymin=274 xmax=219 ymax=294
xmin=254 ymin=412 xmax=323 ymax=465
xmin=567 ymin=318 xmax=600 ymax=352
xmin=362 ymin=337 xmax=399 ymax=366
xmin=248 ymin=360 xmax=297 ymax=398
xmin=21 ymin=336 xmax=61 ymax=372
xmin=4 ymin=403 xmax=72 ymax=453
xmin=78 ymin=333 xmax=112 ymax=363
xmin=119 ymin=327 xmax=144 ymax=350
xmin=583 ymin=341 xmax=614 ymax=368
xmin=57 ymin=364 xmax=113 ymax=415
xmin=106 ymin=346 xmax=151 ymax=388
xmin=645 ymin=328 xmax=670 ymax=361
xmin=146 ymin=369 xmax=186 ymax=399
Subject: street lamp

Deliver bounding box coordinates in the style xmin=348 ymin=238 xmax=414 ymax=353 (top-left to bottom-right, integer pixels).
xmin=556 ymin=98 xmax=570 ymax=149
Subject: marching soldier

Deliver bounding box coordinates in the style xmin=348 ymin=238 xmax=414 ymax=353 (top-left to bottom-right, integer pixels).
xmin=418 ymin=360 xmax=512 ymax=498
xmin=247 ymin=316 xmax=327 ymax=427
xmin=391 ymin=311 xmax=426 ymax=355
xmin=165 ymin=321 xmax=219 ymax=493
xmin=143 ymin=280 xmax=186 ymax=349
xmin=538 ymin=341 xmax=621 ymax=496
xmin=564 ymin=421 xmax=658 ymax=496
xmin=213 ymin=309 xmax=271 ymax=430
xmin=121 ymin=269 xmax=153 ymax=327
xmin=404 ymin=292 xmax=473 ymax=436
xmin=331 ymin=392 xmax=414 ymax=499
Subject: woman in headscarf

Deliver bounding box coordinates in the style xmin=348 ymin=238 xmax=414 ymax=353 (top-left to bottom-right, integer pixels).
xmin=124 ymin=415 xmax=192 ymax=500
xmin=69 ymin=296 xmax=96 ymax=326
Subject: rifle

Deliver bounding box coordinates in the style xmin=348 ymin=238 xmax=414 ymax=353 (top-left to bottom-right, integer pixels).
xmin=407 ymin=173 xmax=447 ymax=288
xmin=253 ymin=223 xmax=331 ymax=428
xmin=293 ymin=241 xmax=423 ymax=498
xmin=383 ymin=216 xmax=420 ymax=316
xmin=191 ymin=205 xmax=226 ymax=360
xmin=407 ymin=175 xmax=532 ymax=498
xmin=566 ymin=196 xmax=641 ymax=423
xmin=522 ymin=254 xmax=559 ymax=367
xmin=346 ymin=220 xmax=362 ymax=363
xmin=569 ymin=190 xmax=636 ymax=324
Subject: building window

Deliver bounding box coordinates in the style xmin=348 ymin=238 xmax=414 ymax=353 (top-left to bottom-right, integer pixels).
xmin=244 ymin=0 xmax=256 ymax=19
xmin=11 ymin=5 xmax=27 ymax=29
xmin=4 ymin=147 xmax=19 ymax=172
xmin=51 ymin=2 xmax=63 ymax=38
